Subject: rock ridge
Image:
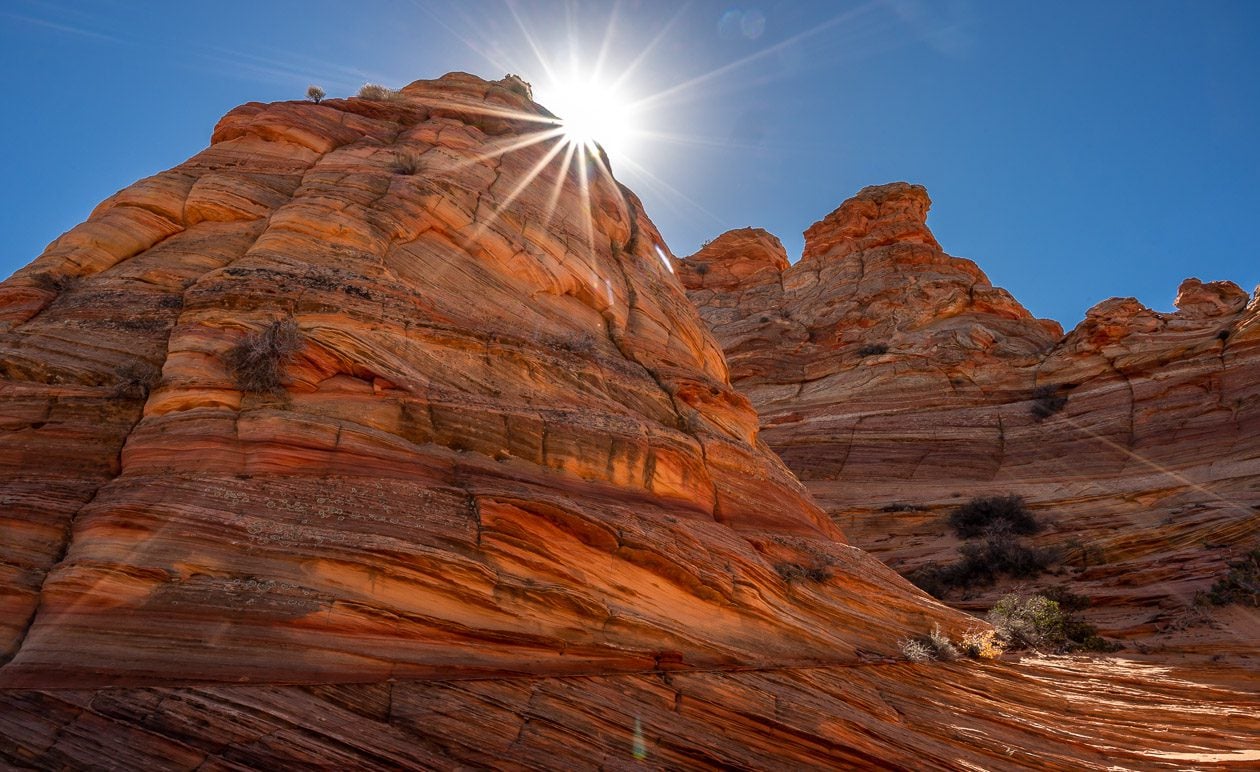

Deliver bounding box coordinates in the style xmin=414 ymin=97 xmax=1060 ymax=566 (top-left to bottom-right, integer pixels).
xmin=682 ymin=182 xmax=1260 ymax=653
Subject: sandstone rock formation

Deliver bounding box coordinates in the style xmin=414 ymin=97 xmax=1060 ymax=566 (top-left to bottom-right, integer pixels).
xmin=680 ymin=182 xmax=1260 ymax=654
xmin=1 ymin=77 xmax=1257 ymax=767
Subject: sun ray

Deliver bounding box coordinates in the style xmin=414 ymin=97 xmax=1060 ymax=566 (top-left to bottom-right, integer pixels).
xmin=463 ymin=135 xmax=570 ymax=245
xmin=543 ymin=142 xmax=579 ymax=229
xmin=629 ymin=1 xmax=880 ymax=113
xmin=504 ymin=0 xmax=560 ymax=86
xmin=607 ymin=2 xmax=692 ymax=94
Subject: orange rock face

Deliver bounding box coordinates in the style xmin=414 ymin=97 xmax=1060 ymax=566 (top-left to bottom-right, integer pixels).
xmin=0 ymin=74 xmax=958 ymax=685
xmin=1 ymin=80 xmax=1257 ymax=767
xmin=680 ymin=182 xmax=1260 ymax=653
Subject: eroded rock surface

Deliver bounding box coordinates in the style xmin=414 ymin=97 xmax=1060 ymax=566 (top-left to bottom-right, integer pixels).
xmin=680 ymin=182 xmax=1260 ymax=654
xmin=1 ymin=79 xmax=1257 ymax=768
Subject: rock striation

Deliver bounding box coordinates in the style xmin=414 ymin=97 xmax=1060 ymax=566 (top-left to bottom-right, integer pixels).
xmin=680 ymin=182 xmax=1260 ymax=653
xmin=1 ymin=79 xmax=1257 ymax=767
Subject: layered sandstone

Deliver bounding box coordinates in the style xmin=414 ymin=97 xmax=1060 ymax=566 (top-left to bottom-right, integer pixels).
xmin=0 ymin=76 xmax=966 ymax=691
xmin=1 ymin=78 xmax=1257 ymax=767
xmin=680 ymin=182 xmax=1260 ymax=653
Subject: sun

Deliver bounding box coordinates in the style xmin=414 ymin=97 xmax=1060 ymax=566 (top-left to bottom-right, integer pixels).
xmin=537 ymin=76 xmax=637 ymax=163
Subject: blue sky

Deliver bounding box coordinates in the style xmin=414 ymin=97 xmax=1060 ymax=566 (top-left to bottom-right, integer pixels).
xmin=2 ymin=0 xmax=1257 ymax=326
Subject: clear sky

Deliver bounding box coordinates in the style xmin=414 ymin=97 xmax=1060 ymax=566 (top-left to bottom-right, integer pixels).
xmin=2 ymin=0 xmax=1257 ymax=326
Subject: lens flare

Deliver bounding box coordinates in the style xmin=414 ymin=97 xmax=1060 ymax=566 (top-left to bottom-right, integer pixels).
xmin=538 ymin=77 xmax=635 ymax=162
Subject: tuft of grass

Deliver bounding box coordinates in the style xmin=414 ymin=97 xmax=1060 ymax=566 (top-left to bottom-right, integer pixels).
xmin=857 ymin=343 xmax=889 ymax=357
xmin=390 ymin=152 xmax=424 ymax=175
xmin=900 ymin=624 xmax=960 ymax=662
xmin=306 ymin=85 xmax=325 ymax=103
xmin=226 ymin=319 xmax=302 ymax=394
xmin=900 ymin=639 xmax=933 ymax=662
xmin=947 ymin=495 xmax=1041 ymax=540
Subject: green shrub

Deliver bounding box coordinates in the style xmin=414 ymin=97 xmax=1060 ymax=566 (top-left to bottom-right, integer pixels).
xmin=987 ymin=593 xmax=1119 ymax=653
xmin=947 ymin=495 xmax=1041 ymax=539
xmin=1199 ymin=548 xmax=1260 ymax=607
xmin=987 ymin=594 xmax=1067 ymax=650
xmin=226 ymin=319 xmax=302 ymax=393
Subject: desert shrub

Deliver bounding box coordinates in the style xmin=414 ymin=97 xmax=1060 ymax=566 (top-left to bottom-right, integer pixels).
xmin=987 ymin=594 xmax=1067 ymax=651
xmin=1199 ymin=548 xmax=1260 ymax=607
xmin=113 ymin=361 xmax=161 ymax=400
xmin=987 ymin=593 xmax=1118 ymax=653
xmin=960 ymin=628 xmax=1003 ymax=659
xmin=900 ymin=639 xmax=934 ymax=662
xmin=1031 ymin=384 xmax=1069 ymax=421
xmin=357 ymin=83 xmax=397 ymax=101
xmin=226 ymin=319 xmax=302 ymax=393
xmin=1037 ymin=585 xmax=1092 ymax=612
xmin=909 ymin=537 xmax=1057 ymax=596
xmin=774 ymin=562 xmax=830 ymax=583
xmin=947 ymin=495 xmax=1041 ymax=540
xmin=306 ymin=85 xmax=325 ymax=103
xmin=881 ymin=502 xmax=927 ymax=513
xmin=390 ymin=152 xmax=424 ymax=175
xmin=857 ymin=343 xmax=889 ymax=356
xmin=900 ymin=624 xmax=959 ymax=662
xmin=692 ymin=262 xmax=710 ymax=276
xmin=501 ymin=74 xmax=533 ymax=99
xmin=32 ymin=272 xmax=79 ymax=294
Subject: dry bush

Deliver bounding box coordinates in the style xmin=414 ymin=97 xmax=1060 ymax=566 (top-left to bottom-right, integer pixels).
xmin=113 ymin=361 xmax=162 ymax=400
xmin=32 ymin=272 xmax=80 ymax=295
xmin=226 ymin=319 xmax=302 ymax=393
xmin=900 ymin=624 xmax=960 ymax=662
xmin=900 ymin=639 xmax=934 ymax=662
xmin=857 ymin=343 xmax=889 ymax=356
xmin=960 ymin=628 xmax=1004 ymax=659
xmin=390 ymin=152 xmax=424 ymax=175
xmin=306 ymin=85 xmax=325 ymax=103
xmin=358 ymin=83 xmax=399 ymax=101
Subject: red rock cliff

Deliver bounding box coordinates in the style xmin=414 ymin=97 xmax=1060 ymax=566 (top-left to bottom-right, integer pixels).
xmin=680 ymin=182 xmax=1260 ymax=654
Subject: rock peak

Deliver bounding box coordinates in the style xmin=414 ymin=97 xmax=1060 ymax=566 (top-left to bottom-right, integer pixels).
xmin=802 ymin=181 xmax=938 ymax=261
xmin=677 ymin=228 xmax=788 ymax=291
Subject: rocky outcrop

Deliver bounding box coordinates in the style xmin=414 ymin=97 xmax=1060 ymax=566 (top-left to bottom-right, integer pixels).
xmin=681 ymin=182 xmax=1260 ymax=651
xmin=2 ymin=79 xmax=1257 ymax=767
xmin=0 ymin=76 xmax=967 ymax=692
